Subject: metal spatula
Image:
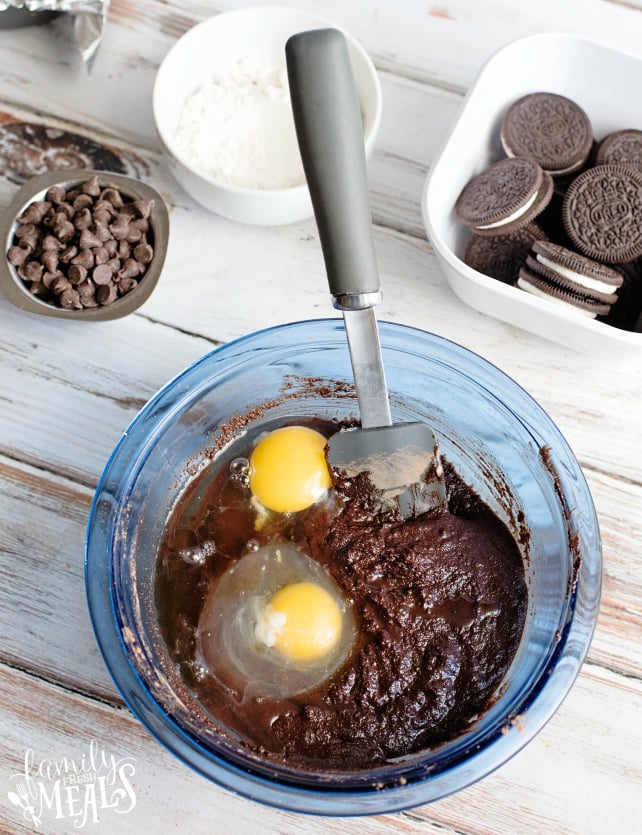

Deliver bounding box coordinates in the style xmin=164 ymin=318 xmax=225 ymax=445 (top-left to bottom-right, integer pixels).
xmin=286 ymin=28 xmax=447 ymax=518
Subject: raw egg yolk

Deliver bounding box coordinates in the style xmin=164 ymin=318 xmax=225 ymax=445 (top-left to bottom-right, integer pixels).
xmin=248 ymin=426 xmax=332 ymax=513
xmin=259 ymin=581 xmax=342 ymax=663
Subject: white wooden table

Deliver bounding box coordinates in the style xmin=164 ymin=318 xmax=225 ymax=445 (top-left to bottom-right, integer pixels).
xmin=1 ymin=1 xmax=641 ymax=832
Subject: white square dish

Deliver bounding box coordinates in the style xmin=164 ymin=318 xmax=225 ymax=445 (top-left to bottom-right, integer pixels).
xmin=422 ymin=32 xmax=642 ymax=361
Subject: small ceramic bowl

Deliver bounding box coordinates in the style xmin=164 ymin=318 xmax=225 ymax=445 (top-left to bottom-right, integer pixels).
xmin=152 ymin=6 xmax=381 ymax=225
xmin=1 ymin=170 xmax=169 ymax=321
xmin=423 ymin=33 xmax=642 ymax=363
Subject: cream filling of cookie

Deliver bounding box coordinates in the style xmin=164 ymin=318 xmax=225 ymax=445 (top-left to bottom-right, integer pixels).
xmin=476 ymin=191 xmax=538 ymax=229
xmin=535 ymin=254 xmax=619 ymax=295
xmin=517 ymin=277 xmax=598 ymax=318
xmin=503 ymin=145 xmax=585 ymax=175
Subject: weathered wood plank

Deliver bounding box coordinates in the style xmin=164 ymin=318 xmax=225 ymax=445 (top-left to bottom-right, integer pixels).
xmin=0 ymin=663 xmax=423 ymax=835
xmin=1 ymin=659 xmax=639 ymax=834
xmin=0 ymin=310 xmax=214 ymax=485
xmin=1 ymin=0 xmax=641 ymax=152
xmin=416 ymin=662 xmax=642 ymax=835
xmin=0 ymin=456 xmax=119 ymax=700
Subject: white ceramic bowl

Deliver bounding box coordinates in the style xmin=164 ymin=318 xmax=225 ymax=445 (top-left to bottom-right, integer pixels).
xmin=423 ymin=33 xmax=642 ymax=363
xmin=153 ymin=6 xmax=381 ymax=225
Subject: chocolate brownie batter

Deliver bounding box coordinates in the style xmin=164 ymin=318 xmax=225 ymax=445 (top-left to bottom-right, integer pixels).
xmin=155 ymin=419 xmax=528 ymax=771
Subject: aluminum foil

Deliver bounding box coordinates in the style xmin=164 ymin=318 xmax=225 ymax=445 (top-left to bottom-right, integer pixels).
xmin=0 ymin=1 xmax=110 ymax=69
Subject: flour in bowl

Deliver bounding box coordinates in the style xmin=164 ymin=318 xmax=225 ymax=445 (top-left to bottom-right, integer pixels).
xmin=174 ymin=57 xmax=306 ymax=190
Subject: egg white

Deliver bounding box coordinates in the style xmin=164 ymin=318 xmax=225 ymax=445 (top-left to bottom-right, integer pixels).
xmin=196 ymin=544 xmax=356 ymax=698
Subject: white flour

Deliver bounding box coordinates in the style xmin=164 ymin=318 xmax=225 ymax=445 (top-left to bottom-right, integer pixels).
xmin=174 ymin=57 xmax=305 ymax=190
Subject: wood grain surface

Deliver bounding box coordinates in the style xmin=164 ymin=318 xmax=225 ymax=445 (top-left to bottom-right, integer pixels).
xmin=1 ymin=1 xmax=641 ymax=833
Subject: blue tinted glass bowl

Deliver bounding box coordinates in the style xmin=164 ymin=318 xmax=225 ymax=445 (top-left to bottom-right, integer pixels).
xmin=85 ymin=319 xmax=601 ymax=815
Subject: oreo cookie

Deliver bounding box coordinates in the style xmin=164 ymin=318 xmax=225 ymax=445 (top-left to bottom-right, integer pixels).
xmin=501 ymin=92 xmax=593 ymax=176
xmin=464 ymin=223 xmax=548 ymax=284
xmin=595 ymin=129 xmax=642 ymax=172
xmin=517 ymin=254 xmax=613 ymax=319
xmin=530 ymin=241 xmax=623 ymax=296
xmin=455 ymin=157 xmax=553 ymax=236
xmin=562 ymin=164 xmax=642 ymax=263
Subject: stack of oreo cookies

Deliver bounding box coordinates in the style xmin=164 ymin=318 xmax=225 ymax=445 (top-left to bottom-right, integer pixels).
xmin=517 ymin=241 xmax=622 ymax=319
xmin=455 ymin=91 xmax=642 ymax=329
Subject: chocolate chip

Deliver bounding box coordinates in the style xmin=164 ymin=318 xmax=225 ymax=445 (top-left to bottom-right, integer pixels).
xmin=92 ymin=264 xmax=113 ymax=285
xmin=17 ymin=230 xmax=40 ymax=251
xmin=133 ymin=242 xmax=154 ymax=264
xmin=82 ymin=175 xmax=101 ymax=197
xmin=104 ymin=238 xmax=118 ymax=257
xmin=7 ymin=245 xmax=30 ymax=266
xmin=117 ymin=239 xmax=131 ymax=260
xmin=59 ymin=244 xmax=78 ymax=263
xmin=71 ymin=248 xmax=94 ymax=269
xmin=50 ymin=275 xmax=71 ymax=295
xmin=29 ymin=281 xmax=47 ymax=297
xmin=73 ymin=193 xmax=94 ymax=212
xmin=93 ymin=221 xmax=112 ymax=243
xmin=93 ymin=208 xmax=112 ymax=225
xmin=41 ymin=235 xmax=64 ymax=252
xmin=23 ymin=260 xmax=44 ymax=282
xmin=99 ymin=187 xmax=124 ymax=208
xmin=118 ymin=258 xmax=142 ymax=280
xmin=45 ymin=185 xmax=67 ymax=205
xmin=15 ymin=223 xmax=38 ymax=241
xmin=59 ymin=287 xmax=82 ymax=309
xmin=133 ymin=199 xmax=154 ymax=219
xmin=93 ymin=199 xmax=117 ymax=217
xmin=54 ymin=218 xmax=76 ymax=242
xmin=96 ymin=281 xmax=118 ymax=305
xmin=78 ymin=228 xmax=104 ymax=249
xmin=78 ymin=279 xmax=98 ymax=305
xmin=41 ymin=251 xmax=59 ymax=273
xmin=93 ymin=246 xmax=110 ymax=265
xmin=117 ymin=276 xmax=138 ymax=294
xmin=110 ymin=213 xmax=131 ymax=240
xmin=20 ymin=201 xmax=52 ymax=224
xmin=68 ymin=264 xmax=88 ymax=284
xmin=56 ymin=202 xmax=74 ymax=220
xmin=126 ymin=225 xmax=143 ymax=244
xmin=131 ymin=217 xmax=149 ymax=236
xmin=42 ymin=270 xmax=61 ymax=289
xmin=73 ymin=207 xmax=93 ymax=231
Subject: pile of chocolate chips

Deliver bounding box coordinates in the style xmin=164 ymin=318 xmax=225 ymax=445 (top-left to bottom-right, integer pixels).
xmin=6 ymin=174 xmax=155 ymax=310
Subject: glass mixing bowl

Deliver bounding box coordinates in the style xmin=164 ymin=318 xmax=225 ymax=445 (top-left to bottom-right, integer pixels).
xmin=85 ymin=319 xmax=601 ymax=815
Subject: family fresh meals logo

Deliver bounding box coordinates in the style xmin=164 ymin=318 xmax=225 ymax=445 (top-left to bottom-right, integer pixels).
xmin=7 ymin=740 xmax=137 ymax=829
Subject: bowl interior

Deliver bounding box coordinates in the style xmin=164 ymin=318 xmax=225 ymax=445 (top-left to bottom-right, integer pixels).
xmin=86 ymin=319 xmax=601 ymax=814
xmin=153 ymin=6 xmax=381 ymax=185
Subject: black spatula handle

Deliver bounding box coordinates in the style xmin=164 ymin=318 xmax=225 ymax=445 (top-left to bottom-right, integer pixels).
xmin=286 ymin=28 xmax=380 ymax=302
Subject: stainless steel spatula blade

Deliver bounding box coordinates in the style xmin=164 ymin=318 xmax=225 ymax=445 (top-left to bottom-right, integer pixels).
xmin=340 ymin=305 xmax=391 ymax=429
xmin=286 ymin=28 xmax=447 ymax=517
xmin=326 ymin=422 xmax=446 ymax=517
